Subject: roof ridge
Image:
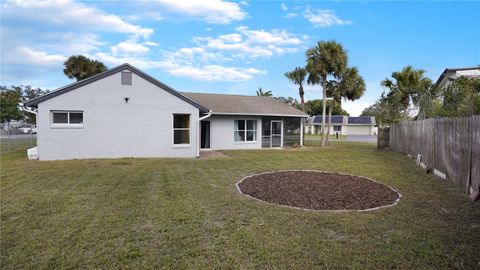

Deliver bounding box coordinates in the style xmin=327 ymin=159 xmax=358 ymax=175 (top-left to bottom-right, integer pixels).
xmin=181 ymin=91 xmax=271 ymax=98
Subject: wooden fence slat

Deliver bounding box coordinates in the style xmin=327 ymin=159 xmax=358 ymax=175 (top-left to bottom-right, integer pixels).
xmin=388 ymin=116 xmax=479 ymax=193
xmin=470 ymin=115 xmax=480 ymax=191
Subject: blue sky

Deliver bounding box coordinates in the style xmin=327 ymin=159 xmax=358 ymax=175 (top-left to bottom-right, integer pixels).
xmin=1 ymin=0 xmax=479 ymax=115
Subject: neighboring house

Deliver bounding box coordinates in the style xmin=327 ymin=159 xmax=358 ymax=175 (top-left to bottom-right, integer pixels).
xmin=434 ymin=66 xmax=480 ymax=89
xmin=305 ymin=115 xmax=376 ymax=136
xmin=25 ymin=63 xmax=307 ymax=160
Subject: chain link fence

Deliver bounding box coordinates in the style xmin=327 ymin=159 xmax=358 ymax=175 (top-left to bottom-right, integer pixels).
xmin=0 ymin=122 xmax=37 ymax=154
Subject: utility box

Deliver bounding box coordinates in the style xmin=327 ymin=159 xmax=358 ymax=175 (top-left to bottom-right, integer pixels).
xmin=27 ymin=147 xmax=38 ymax=160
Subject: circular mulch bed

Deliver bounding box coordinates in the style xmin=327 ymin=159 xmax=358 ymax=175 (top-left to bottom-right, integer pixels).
xmin=237 ymin=171 xmax=401 ymax=211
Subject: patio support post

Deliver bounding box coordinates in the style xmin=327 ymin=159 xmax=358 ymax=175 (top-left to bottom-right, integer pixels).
xmin=197 ymin=110 xmax=212 ymax=157
xmin=300 ymin=118 xmax=304 ymax=147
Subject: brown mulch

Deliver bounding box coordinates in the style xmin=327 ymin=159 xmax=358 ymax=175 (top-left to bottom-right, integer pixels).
xmin=238 ymin=171 xmax=400 ymax=211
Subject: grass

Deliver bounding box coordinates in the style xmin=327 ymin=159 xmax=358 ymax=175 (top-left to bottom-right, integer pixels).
xmin=1 ymin=142 xmax=479 ymax=269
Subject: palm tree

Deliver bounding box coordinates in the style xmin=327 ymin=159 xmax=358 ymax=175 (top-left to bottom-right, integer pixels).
xmin=284 ymin=67 xmax=307 ymax=111
xmin=306 ymin=40 xmax=348 ymax=146
xmin=325 ymin=67 xmax=366 ymax=143
xmin=414 ymin=83 xmax=438 ymax=119
xmin=381 ymin=65 xmax=432 ymax=114
xmin=63 ymin=55 xmax=107 ymax=81
xmin=256 ymin=87 xmax=273 ymax=97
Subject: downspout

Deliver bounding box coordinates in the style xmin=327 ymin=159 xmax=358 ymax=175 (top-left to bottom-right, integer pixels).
xmin=20 ymin=105 xmax=38 ymax=116
xmin=197 ymin=110 xmax=212 ymax=157
xmin=20 ymin=104 xmax=39 ymax=159
xmin=20 ymin=105 xmax=38 ymax=131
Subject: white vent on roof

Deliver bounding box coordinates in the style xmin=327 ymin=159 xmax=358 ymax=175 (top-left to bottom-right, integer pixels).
xmin=121 ymin=71 xmax=132 ymax=85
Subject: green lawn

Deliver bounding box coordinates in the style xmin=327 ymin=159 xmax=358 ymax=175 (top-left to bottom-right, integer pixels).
xmin=1 ymin=143 xmax=479 ymax=269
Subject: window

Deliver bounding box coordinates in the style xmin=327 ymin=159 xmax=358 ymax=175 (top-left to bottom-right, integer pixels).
xmin=334 ymin=125 xmax=342 ymax=132
xmin=234 ymin=120 xmax=256 ymax=142
xmin=121 ymin=71 xmax=132 ymax=85
xmin=173 ymin=114 xmax=190 ymax=145
xmin=51 ymin=111 xmax=83 ymax=126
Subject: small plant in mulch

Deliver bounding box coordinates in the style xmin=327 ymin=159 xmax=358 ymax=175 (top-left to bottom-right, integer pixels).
xmin=237 ymin=171 xmax=401 ymax=211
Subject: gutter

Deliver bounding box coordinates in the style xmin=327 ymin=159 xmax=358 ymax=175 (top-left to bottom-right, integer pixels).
xmin=197 ymin=110 xmax=212 ymax=157
xmin=20 ymin=104 xmax=38 ymax=115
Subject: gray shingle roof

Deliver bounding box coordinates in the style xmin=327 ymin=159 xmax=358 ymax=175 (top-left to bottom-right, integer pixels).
xmin=307 ymin=115 xmax=375 ymax=125
xmin=182 ymin=92 xmax=307 ymax=117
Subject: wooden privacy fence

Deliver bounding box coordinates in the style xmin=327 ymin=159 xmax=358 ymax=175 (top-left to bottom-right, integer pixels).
xmin=389 ymin=115 xmax=480 ymax=193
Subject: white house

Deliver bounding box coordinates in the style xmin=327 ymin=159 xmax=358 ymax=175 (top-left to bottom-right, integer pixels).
xmin=305 ymin=115 xmax=376 ymax=136
xmin=25 ymin=64 xmax=307 ymax=160
xmin=434 ymin=66 xmax=480 ymax=89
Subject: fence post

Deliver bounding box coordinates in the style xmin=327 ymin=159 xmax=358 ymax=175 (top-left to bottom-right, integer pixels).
xmin=7 ymin=122 xmax=11 ymax=153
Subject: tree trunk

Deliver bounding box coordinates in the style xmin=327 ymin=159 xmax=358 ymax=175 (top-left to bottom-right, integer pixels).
xmin=321 ymin=78 xmax=327 ymax=147
xmin=299 ymin=84 xmax=306 ymax=146
xmin=326 ymin=99 xmax=333 ymax=145
xmin=299 ymin=85 xmax=305 ymax=112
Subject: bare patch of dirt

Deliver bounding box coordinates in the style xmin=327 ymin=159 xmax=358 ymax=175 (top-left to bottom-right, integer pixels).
xmin=238 ymin=171 xmax=400 ymax=211
xmin=199 ymin=151 xmax=228 ymax=159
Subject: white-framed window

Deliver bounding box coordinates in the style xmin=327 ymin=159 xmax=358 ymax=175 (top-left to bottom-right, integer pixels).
xmin=51 ymin=111 xmax=84 ymax=128
xmin=234 ymin=120 xmax=257 ymax=142
xmin=121 ymin=71 xmax=132 ymax=85
xmin=173 ymin=114 xmax=190 ymax=145
xmin=334 ymin=125 xmax=342 ymax=132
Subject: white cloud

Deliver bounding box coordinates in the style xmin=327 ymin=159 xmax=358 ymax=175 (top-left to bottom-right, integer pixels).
xmin=304 ymin=8 xmax=352 ymax=27
xmin=94 ymin=52 xmax=164 ymax=69
xmin=195 ymin=26 xmax=305 ymax=59
xmin=281 ymin=3 xmax=288 ymax=11
xmin=151 ymin=0 xmax=246 ymax=24
xmin=286 ymin=13 xmax=298 ymax=19
xmin=1 ymin=0 xmax=155 ymax=83
xmin=166 ymin=65 xmax=264 ymax=81
xmin=2 ymin=0 xmax=153 ymax=37
xmin=111 ymin=41 xmax=150 ymax=55
xmin=96 ymin=45 xmax=265 ymax=82
xmin=9 ymin=47 xmax=67 ymax=67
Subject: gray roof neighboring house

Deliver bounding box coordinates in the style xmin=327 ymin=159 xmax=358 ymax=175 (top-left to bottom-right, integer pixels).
xmin=348 ymin=116 xmax=373 ymax=125
xmin=307 ymin=115 xmax=345 ymax=124
xmin=307 ymin=115 xmax=375 ymax=126
xmin=182 ymin=92 xmax=307 ymax=117
xmin=24 ymin=63 xmax=307 ymax=117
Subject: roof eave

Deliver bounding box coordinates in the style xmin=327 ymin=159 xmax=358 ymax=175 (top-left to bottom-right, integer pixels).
xmin=210 ymin=112 xmax=308 ymax=118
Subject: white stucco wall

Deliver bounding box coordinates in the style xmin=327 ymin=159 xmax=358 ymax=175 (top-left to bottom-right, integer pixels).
xmin=206 ymin=115 xmax=262 ymax=150
xmin=306 ymin=124 xmax=376 ymax=135
xmin=37 ymin=70 xmax=199 ymax=160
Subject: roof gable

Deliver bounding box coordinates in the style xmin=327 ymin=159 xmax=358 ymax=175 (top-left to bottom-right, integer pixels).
xmin=24 ymin=64 xmax=209 ymax=112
